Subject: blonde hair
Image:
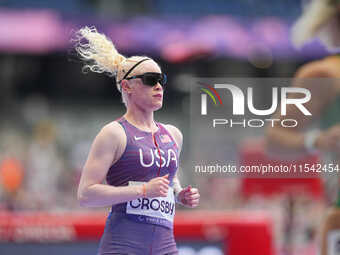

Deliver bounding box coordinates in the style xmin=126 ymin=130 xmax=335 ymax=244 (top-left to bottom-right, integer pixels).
xmin=74 ymin=26 xmax=126 ymax=77
xmin=74 ymin=26 xmax=156 ymax=106
xmin=291 ymin=0 xmax=338 ymax=49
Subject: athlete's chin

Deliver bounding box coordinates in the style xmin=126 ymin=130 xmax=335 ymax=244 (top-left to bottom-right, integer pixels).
xmin=151 ymin=102 xmax=163 ymax=111
xmin=153 ymin=105 xmax=163 ymax=111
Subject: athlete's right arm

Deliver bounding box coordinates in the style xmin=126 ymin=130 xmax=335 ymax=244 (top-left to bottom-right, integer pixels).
xmin=77 ymin=122 xmax=169 ymax=207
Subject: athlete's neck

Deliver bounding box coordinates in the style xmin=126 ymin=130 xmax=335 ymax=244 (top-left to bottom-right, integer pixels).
xmin=124 ymin=107 xmax=157 ymax=132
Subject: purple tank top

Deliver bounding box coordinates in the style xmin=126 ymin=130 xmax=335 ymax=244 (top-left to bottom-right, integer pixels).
xmin=107 ymin=117 xmax=179 ymax=228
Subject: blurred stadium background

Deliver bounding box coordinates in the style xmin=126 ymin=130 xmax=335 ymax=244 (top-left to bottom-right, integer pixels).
xmin=0 ymin=1 xmax=333 ymax=255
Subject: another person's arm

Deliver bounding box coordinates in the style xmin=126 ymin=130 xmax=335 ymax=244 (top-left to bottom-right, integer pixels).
xmin=77 ymin=122 xmax=170 ymax=207
xmin=266 ymin=57 xmax=340 ymax=152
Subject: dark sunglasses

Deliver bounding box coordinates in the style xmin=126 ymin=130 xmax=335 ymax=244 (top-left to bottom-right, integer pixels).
xmin=123 ymin=72 xmax=167 ymax=87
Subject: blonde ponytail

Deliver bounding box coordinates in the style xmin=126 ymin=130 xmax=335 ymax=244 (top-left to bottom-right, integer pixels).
xmin=74 ymin=26 xmax=126 ymax=77
xmin=73 ymin=26 xmax=159 ymax=107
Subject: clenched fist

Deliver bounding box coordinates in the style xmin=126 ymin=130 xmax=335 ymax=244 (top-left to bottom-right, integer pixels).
xmin=144 ymin=174 xmax=170 ymax=198
xmin=177 ymin=185 xmax=200 ymax=208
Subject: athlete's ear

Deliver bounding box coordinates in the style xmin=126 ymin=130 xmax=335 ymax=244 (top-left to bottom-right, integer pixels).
xmin=121 ymin=80 xmax=132 ymax=94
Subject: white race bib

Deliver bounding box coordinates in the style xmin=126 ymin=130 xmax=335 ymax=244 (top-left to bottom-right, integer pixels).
xmin=126 ymin=181 xmax=175 ymax=223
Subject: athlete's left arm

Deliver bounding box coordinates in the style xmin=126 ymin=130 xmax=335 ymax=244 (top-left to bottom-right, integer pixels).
xmin=165 ymin=124 xmax=200 ymax=208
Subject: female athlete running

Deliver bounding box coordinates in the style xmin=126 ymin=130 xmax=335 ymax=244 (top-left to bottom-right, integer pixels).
xmin=75 ymin=26 xmax=200 ymax=255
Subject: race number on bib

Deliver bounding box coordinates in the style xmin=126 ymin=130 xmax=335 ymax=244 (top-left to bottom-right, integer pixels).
xmin=126 ymin=181 xmax=175 ymax=223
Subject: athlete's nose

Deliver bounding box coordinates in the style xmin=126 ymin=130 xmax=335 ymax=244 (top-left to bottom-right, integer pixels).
xmin=154 ymin=82 xmax=163 ymax=91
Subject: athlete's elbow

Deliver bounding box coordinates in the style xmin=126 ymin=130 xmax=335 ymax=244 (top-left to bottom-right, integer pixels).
xmin=77 ymin=187 xmax=91 ymax=207
xmin=78 ymin=195 xmax=87 ymax=207
xmin=78 ymin=193 xmax=87 ymax=207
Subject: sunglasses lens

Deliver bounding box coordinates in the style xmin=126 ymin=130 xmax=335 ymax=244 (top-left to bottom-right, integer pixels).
xmin=143 ymin=73 xmax=166 ymax=87
xmin=145 ymin=75 xmax=159 ymax=86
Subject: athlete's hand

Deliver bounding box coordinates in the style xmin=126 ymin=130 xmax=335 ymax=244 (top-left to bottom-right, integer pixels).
xmin=315 ymin=124 xmax=340 ymax=151
xmin=145 ymin=174 xmax=169 ymax=198
xmin=177 ymin=185 xmax=200 ymax=208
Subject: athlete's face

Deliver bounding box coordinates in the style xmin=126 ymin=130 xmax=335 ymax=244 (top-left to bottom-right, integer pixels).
xmin=125 ymin=61 xmax=164 ymax=111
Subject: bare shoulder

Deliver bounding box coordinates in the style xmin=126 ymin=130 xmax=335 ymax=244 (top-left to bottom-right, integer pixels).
xmin=94 ymin=121 xmax=126 ymax=151
xmin=163 ymin=124 xmax=183 ymax=140
xmin=295 ymin=57 xmax=340 ymax=79
xmin=294 ymin=58 xmax=340 ymax=98
xmin=322 ymin=57 xmax=340 ymax=81
xmin=92 ymin=121 xmax=126 ymax=163
xmin=102 ymin=121 xmax=126 ymax=139
xmin=162 ymin=124 xmax=183 ymax=149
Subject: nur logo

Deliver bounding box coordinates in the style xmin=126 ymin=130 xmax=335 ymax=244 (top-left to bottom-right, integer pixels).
xmin=200 ymin=83 xmax=312 ymax=116
xmin=199 ymin=82 xmax=223 ymax=115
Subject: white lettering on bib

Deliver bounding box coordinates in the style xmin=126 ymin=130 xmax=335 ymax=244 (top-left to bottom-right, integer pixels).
xmin=126 ymin=181 xmax=175 ymax=223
